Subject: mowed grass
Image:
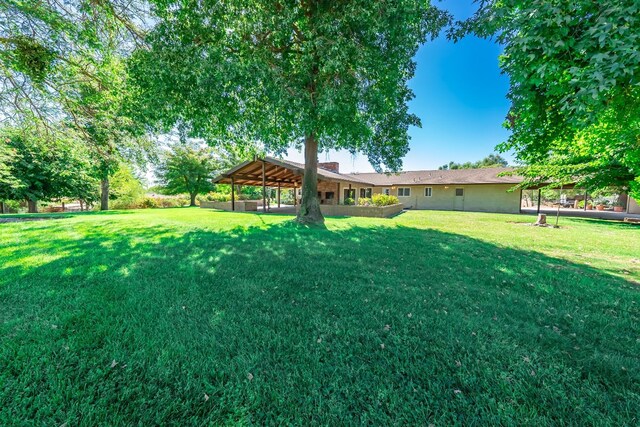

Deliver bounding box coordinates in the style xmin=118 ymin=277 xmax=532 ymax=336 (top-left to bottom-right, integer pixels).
xmin=1 ymin=208 xmax=638 ymax=425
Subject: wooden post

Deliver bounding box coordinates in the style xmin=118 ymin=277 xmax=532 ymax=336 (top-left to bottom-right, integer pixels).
xmin=231 ymin=177 xmax=235 ymax=211
xmin=262 ymin=160 xmax=266 ymax=213
xmin=536 ymin=189 xmax=541 ymax=215
xmin=277 ymin=183 xmax=281 ymax=208
xmin=337 ymin=182 xmax=341 ymax=205
xmin=0 ymin=201 xmax=4 ymax=214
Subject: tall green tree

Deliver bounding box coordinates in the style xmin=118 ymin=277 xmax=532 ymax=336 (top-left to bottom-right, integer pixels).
xmin=439 ymin=154 xmax=508 ymax=170
xmin=62 ymin=53 xmax=154 ymax=210
xmin=157 ymin=143 xmax=219 ymax=206
xmin=131 ymin=0 xmax=450 ymax=224
xmin=456 ymin=1 xmax=640 ymax=196
xmin=0 ymin=124 xmax=98 ymax=212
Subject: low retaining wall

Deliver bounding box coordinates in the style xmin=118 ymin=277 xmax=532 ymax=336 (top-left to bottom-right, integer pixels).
xmin=200 ymin=201 xmax=258 ymax=212
xmin=297 ymin=203 xmax=404 ymax=218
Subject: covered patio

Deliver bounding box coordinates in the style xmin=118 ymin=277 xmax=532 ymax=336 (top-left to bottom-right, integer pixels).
xmin=212 ymin=156 xmax=370 ymax=212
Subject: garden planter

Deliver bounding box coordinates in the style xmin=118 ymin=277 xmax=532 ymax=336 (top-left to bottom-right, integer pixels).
xmin=596 ymin=204 xmax=605 ymax=211
xmin=613 ymin=206 xmax=624 ymax=212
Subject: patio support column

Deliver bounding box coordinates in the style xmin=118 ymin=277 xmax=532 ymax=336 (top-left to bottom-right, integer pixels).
xmin=536 ymin=189 xmax=541 ymax=215
xmin=277 ymin=183 xmax=281 ymax=208
xmin=337 ymin=182 xmax=341 ymax=204
xmin=262 ymin=160 xmax=266 ymax=213
xmin=627 ymin=193 xmax=631 ymax=214
xmin=231 ymin=177 xmax=235 ymax=211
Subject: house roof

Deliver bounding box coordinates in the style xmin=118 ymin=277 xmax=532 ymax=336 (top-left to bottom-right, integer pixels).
xmin=348 ymin=167 xmax=523 ymax=186
xmin=213 ymin=157 xmax=523 ymax=187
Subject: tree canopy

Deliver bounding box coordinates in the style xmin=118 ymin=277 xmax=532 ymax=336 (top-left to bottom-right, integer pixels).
xmin=456 ymin=1 xmax=640 ymax=196
xmin=439 ymin=154 xmax=508 ymax=170
xmin=131 ymin=0 xmax=450 ymax=223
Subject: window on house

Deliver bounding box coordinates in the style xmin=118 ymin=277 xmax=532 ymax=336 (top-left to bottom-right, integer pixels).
xmin=325 ymin=192 xmax=334 ymax=200
xmin=398 ymin=187 xmax=411 ymax=197
xmin=359 ymin=188 xmax=372 ymax=198
xmin=344 ymin=188 xmax=356 ymax=200
xmin=425 ymin=187 xmax=432 ymax=197
xmin=455 ymin=188 xmax=464 ymax=197
xmin=382 ymin=188 xmax=390 ymax=195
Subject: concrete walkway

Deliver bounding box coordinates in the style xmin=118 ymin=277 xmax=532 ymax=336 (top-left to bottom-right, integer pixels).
xmin=258 ymin=205 xmax=296 ymax=214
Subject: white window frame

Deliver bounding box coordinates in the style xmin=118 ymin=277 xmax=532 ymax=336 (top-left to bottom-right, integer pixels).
xmin=455 ymin=188 xmax=464 ymax=197
xmin=381 ymin=188 xmax=390 ymax=195
xmin=398 ymin=187 xmax=411 ymax=197
xmin=425 ymin=187 xmax=432 ymax=197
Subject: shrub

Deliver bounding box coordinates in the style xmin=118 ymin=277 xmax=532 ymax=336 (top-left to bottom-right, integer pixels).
xmin=371 ymin=194 xmax=399 ymax=206
xmin=1 ymin=200 xmax=24 ymax=213
xmin=138 ymin=197 xmax=160 ymax=209
xmin=203 ymin=192 xmax=232 ymax=202
xmin=577 ymin=200 xmax=593 ymax=209
xmin=357 ymin=197 xmax=372 ymax=206
xmin=158 ymin=196 xmax=189 ymax=208
xmin=344 ymin=197 xmax=355 ymax=206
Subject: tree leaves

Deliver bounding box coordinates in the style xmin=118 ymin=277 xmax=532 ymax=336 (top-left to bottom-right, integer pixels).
xmin=131 ymin=0 xmax=451 ymax=172
xmin=458 ymin=0 xmax=640 ymax=196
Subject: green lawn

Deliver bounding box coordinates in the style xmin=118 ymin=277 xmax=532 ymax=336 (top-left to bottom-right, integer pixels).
xmin=1 ymin=208 xmax=639 ymax=425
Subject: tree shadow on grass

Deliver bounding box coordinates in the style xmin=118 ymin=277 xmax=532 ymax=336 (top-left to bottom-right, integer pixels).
xmin=1 ymin=220 xmax=639 ymax=425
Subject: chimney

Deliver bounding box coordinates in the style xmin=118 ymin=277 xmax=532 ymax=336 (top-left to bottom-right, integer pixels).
xmin=318 ymin=162 xmax=339 ymax=173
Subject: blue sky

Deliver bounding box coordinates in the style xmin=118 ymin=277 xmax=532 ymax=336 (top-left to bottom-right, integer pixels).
xmin=286 ymin=0 xmax=511 ymax=173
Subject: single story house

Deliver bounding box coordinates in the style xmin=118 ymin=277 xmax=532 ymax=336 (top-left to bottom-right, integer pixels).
xmin=213 ymin=157 xmax=525 ymax=214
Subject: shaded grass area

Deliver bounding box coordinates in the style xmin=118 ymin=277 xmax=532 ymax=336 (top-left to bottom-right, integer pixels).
xmin=1 ymin=208 xmax=639 ymax=425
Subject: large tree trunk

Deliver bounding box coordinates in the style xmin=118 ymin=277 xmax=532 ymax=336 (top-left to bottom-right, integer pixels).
xmin=190 ymin=193 xmax=197 ymax=206
xmin=100 ymin=178 xmax=109 ymax=211
xmin=296 ymin=134 xmax=324 ymax=225
xmin=27 ymin=199 xmax=38 ymax=213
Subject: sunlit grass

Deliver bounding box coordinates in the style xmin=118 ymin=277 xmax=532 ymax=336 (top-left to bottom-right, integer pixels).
xmin=1 ymin=208 xmax=638 ymax=424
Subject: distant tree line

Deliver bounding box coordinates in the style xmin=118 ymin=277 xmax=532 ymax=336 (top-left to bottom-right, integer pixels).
xmin=439 ymin=154 xmax=508 ymax=170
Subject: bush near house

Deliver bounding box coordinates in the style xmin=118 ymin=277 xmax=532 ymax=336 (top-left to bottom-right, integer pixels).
xmin=371 ymin=194 xmax=400 ymax=206
xmin=358 ymin=195 xmax=400 ymax=207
